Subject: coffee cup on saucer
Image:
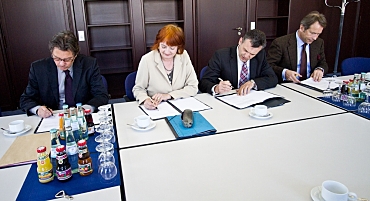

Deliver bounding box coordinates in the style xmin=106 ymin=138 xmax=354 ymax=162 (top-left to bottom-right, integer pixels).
xmin=251 ymin=105 xmax=268 ymax=117
xmin=321 ymin=180 xmax=357 ymax=201
xmin=9 ymin=120 xmax=25 ymax=133
xmin=134 ymin=115 xmax=150 ymax=128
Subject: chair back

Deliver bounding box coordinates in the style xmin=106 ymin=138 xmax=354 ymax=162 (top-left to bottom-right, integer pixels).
xmin=341 ymin=57 xmax=370 ymax=76
xmin=200 ymin=66 xmax=208 ymax=80
xmin=125 ymin=71 xmax=137 ymax=101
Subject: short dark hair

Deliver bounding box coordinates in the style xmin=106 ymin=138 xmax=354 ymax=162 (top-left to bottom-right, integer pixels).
xmin=242 ymin=29 xmax=267 ymax=48
xmin=300 ymin=11 xmax=327 ymax=30
xmin=49 ymin=31 xmax=80 ymax=56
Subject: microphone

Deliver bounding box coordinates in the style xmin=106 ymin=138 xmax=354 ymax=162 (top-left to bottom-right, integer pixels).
xmin=181 ymin=109 xmax=193 ymax=128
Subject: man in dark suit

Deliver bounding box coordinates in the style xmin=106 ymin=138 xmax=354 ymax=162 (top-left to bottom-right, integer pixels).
xmin=267 ymin=11 xmax=328 ymax=83
xmin=20 ymin=31 xmax=109 ymax=118
xmin=199 ymin=29 xmax=278 ymax=96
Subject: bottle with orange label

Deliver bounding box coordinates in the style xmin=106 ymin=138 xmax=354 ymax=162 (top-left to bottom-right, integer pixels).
xmin=37 ymin=146 xmax=54 ymax=183
xmin=58 ymin=113 xmax=65 ymax=140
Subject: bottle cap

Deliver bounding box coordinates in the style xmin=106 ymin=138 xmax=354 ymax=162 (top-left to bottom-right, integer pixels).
xmin=76 ymin=103 xmax=82 ymax=107
xmin=37 ymin=146 xmax=47 ymax=153
xmin=77 ymin=140 xmax=87 ymax=146
xmin=84 ymin=109 xmax=91 ymax=113
xmin=59 ymin=113 xmax=64 ymax=117
xmin=63 ymin=104 xmax=68 ymax=109
xmin=56 ymin=145 xmax=65 ymax=152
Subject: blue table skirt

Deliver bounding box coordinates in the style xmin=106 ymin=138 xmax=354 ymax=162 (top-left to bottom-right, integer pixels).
xmin=318 ymin=96 xmax=370 ymax=119
xmin=16 ymin=150 xmax=121 ymax=201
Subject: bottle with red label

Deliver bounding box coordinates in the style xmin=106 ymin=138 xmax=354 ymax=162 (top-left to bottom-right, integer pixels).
xmin=77 ymin=139 xmax=93 ymax=176
xmin=84 ymin=109 xmax=95 ymax=136
xmin=37 ymin=146 xmax=54 ymax=183
xmin=55 ymin=145 xmax=73 ymax=181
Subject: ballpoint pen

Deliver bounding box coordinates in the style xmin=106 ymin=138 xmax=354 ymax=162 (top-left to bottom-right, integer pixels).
xmin=45 ymin=106 xmax=53 ymax=116
xmin=150 ymin=98 xmax=159 ymax=110
xmin=218 ymin=78 xmax=233 ymax=88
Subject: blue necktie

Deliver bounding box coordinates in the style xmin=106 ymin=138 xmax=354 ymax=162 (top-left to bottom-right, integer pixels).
xmin=64 ymin=70 xmax=74 ymax=107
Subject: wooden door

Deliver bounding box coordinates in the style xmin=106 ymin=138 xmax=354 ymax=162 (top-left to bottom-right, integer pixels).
xmin=0 ymin=0 xmax=72 ymax=110
xmin=195 ymin=0 xmax=247 ymax=75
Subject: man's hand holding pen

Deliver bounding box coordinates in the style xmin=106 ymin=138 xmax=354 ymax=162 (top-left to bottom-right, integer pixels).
xmin=215 ymin=78 xmax=233 ymax=94
xmin=37 ymin=106 xmax=53 ymax=118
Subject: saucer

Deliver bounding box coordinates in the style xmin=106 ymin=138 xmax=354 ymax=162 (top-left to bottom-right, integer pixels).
xmin=131 ymin=121 xmax=156 ymax=131
xmin=311 ymin=186 xmax=325 ymax=201
xmin=249 ymin=111 xmax=273 ymax=119
xmin=3 ymin=125 xmax=32 ymax=137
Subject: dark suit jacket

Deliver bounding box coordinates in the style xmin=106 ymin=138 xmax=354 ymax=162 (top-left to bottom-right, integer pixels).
xmin=199 ymin=46 xmax=278 ymax=94
xmin=20 ymin=54 xmax=109 ymax=115
xmin=267 ymin=33 xmax=328 ymax=83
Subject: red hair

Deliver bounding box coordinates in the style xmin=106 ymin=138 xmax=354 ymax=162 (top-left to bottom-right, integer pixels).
xmin=151 ymin=24 xmax=185 ymax=54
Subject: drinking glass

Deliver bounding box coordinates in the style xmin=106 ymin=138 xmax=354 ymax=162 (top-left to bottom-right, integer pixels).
xmin=98 ymin=161 xmax=117 ymax=181
xmin=322 ymin=77 xmax=335 ymax=98
xmin=343 ymin=95 xmax=356 ymax=108
xmin=332 ymin=91 xmax=341 ymax=102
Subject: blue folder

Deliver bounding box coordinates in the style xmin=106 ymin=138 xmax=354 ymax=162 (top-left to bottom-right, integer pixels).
xmin=165 ymin=112 xmax=216 ymax=139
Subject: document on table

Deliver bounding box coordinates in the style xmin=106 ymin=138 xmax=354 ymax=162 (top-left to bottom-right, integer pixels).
xmin=168 ymin=97 xmax=211 ymax=112
xmin=0 ymin=133 xmax=50 ymax=167
xmin=139 ymin=102 xmax=181 ymax=120
xmin=300 ymin=77 xmax=341 ymax=91
xmin=35 ymin=115 xmax=59 ymax=133
xmin=216 ymin=90 xmax=281 ymax=109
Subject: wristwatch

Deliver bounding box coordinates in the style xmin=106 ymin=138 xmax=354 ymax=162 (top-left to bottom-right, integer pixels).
xmin=250 ymin=79 xmax=257 ymax=89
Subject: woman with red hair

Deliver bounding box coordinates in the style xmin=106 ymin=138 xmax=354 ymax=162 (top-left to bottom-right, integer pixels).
xmin=133 ymin=24 xmax=198 ymax=110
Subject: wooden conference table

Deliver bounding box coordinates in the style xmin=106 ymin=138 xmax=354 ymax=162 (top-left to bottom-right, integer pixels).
xmin=1 ymin=79 xmax=369 ymax=200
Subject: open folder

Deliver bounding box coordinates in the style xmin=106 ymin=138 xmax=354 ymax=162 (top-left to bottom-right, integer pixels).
xmin=216 ymin=90 xmax=290 ymax=109
xmin=165 ymin=112 xmax=216 ymax=139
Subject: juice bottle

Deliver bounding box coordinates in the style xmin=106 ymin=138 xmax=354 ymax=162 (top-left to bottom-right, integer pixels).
xmin=55 ymin=145 xmax=73 ymax=181
xmin=84 ymin=109 xmax=95 ymax=136
xmin=77 ymin=140 xmax=93 ymax=176
xmin=37 ymin=146 xmax=54 ymax=183
xmin=58 ymin=113 xmax=65 ymax=140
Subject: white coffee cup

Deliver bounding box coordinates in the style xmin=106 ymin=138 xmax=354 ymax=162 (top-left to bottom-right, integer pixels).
xmin=321 ymin=180 xmax=357 ymax=201
xmin=9 ymin=120 xmax=25 ymax=133
xmin=134 ymin=115 xmax=150 ymax=128
xmin=252 ymin=105 xmax=268 ymax=116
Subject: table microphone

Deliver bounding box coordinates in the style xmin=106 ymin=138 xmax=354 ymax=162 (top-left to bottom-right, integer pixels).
xmin=181 ymin=109 xmax=193 ymax=128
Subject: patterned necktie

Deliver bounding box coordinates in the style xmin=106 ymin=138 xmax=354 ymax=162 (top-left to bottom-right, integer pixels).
xmin=239 ymin=62 xmax=248 ymax=87
xmin=64 ymin=70 xmax=74 ymax=107
xmin=300 ymin=43 xmax=307 ymax=80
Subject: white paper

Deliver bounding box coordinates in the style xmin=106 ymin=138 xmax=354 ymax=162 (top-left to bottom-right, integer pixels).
xmin=36 ymin=115 xmax=59 ymax=133
xmin=139 ymin=102 xmax=180 ymax=120
xmin=217 ymin=90 xmax=281 ymax=109
xmin=301 ymin=77 xmax=341 ymax=91
xmin=168 ymin=97 xmax=211 ymax=112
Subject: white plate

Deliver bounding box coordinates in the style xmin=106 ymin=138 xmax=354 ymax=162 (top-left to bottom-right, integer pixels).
xmin=131 ymin=121 xmax=156 ymax=131
xmin=3 ymin=125 xmax=32 ymax=137
xmin=311 ymin=186 xmax=325 ymax=201
xmin=249 ymin=111 xmax=273 ymax=119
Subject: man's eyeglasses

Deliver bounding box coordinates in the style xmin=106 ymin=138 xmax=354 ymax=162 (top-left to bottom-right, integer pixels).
xmin=52 ymin=54 xmax=76 ymax=63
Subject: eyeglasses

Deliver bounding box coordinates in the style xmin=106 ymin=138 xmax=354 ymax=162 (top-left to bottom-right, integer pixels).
xmin=52 ymin=54 xmax=76 ymax=63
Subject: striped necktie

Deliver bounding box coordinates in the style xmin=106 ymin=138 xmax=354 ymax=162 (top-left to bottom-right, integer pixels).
xmin=239 ymin=62 xmax=248 ymax=87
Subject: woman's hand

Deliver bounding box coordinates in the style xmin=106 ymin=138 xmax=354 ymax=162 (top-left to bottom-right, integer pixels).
xmin=143 ymin=98 xmax=158 ymax=110
xmin=152 ymin=93 xmax=172 ymax=103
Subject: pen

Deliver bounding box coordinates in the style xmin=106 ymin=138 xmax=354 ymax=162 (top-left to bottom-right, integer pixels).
xmin=150 ymin=98 xmax=159 ymax=110
xmin=218 ymin=78 xmax=233 ymax=88
xmin=45 ymin=106 xmax=53 ymax=116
